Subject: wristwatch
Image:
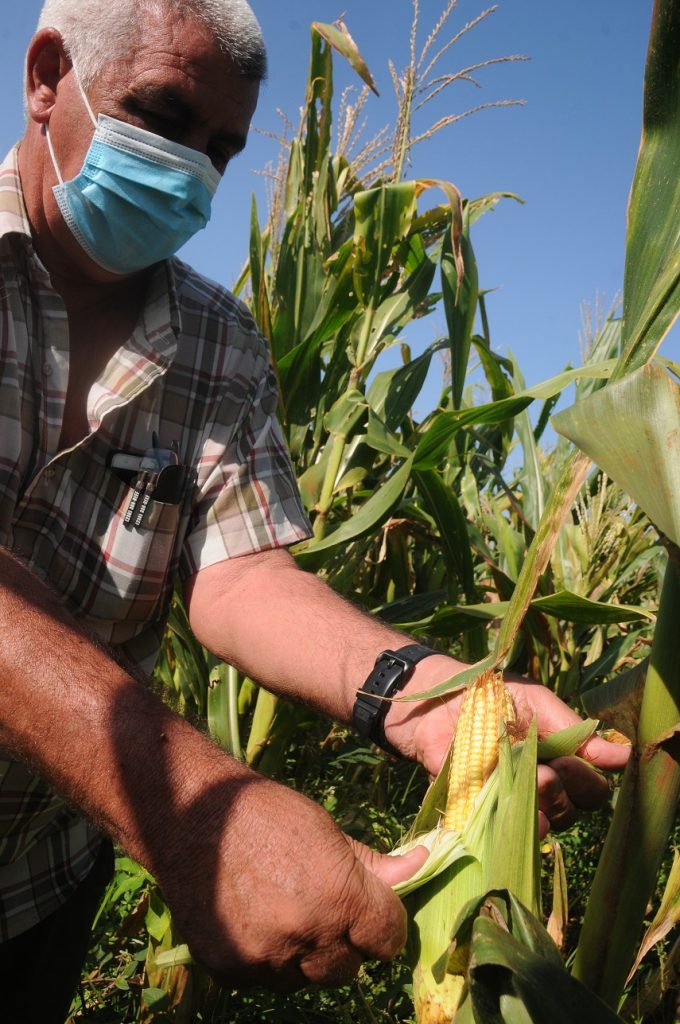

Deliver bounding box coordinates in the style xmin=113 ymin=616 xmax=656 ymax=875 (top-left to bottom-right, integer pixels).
xmin=352 ymin=643 xmax=438 ymax=756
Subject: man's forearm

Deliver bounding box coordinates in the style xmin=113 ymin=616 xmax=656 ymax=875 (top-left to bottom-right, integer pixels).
xmin=185 ymin=548 xmax=460 ymax=738
xmin=0 ymin=548 xmax=253 ymax=875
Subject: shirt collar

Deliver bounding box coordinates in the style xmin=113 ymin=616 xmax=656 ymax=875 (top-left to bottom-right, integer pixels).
xmin=0 ymin=146 xmax=33 ymax=244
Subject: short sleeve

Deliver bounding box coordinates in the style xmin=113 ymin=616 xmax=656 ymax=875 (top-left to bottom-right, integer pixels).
xmin=179 ymin=351 xmax=312 ymax=579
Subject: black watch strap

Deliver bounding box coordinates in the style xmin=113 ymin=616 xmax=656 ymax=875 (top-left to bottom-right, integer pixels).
xmin=352 ymin=643 xmax=437 ymax=757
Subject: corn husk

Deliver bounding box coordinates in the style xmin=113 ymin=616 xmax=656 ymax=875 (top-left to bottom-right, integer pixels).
xmin=393 ymin=673 xmax=595 ymax=1023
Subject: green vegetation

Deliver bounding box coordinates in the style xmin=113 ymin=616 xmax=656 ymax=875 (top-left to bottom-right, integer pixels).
xmin=68 ymin=2 xmax=680 ymax=1020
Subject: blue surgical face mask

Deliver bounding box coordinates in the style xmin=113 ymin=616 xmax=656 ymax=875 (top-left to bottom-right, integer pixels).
xmin=45 ymin=69 xmax=221 ymax=275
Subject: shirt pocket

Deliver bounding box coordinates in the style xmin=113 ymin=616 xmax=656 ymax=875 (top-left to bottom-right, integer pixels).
xmin=82 ymin=479 xmax=184 ymax=631
xmin=14 ymin=452 xmax=187 ymax=641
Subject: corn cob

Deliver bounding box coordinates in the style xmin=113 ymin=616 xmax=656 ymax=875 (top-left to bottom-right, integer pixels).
xmin=444 ymin=670 xmax=516 ymax=832
xmin=408 ymin=671 xmax=517 ymax=1024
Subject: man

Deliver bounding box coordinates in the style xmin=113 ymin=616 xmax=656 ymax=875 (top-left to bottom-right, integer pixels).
xmin=0 ymin=0 xmax=627 ymax=1019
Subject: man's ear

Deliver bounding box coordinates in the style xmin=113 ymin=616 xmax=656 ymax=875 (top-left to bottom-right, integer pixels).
xmin=25 ymin=29 xmax=72 ymax=125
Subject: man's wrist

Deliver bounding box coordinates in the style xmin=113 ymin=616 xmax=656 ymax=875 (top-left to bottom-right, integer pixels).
xmin=381 ymin=654 xmax=468 ymax=761
xmin=352 ymin=644 xmax=439 ymax=755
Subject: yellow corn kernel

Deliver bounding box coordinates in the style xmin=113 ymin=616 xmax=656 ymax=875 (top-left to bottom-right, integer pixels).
xmin=443 ymin=670 xmax=516 ymax=832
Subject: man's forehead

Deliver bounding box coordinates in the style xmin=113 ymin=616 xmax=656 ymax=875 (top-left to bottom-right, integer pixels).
xmin=112 ymin=7 xmax=235 ymax=82
xmin=99 ymin=21 xmax=257 ymax=109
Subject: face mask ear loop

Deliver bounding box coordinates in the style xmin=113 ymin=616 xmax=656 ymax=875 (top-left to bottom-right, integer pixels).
xmin=71 ymin=64 xmax=98 ymax=128
xmin=45 ymin=62 xmax=98 ymax=187
xmin=44 ymin=123 xmax=64 ymax=185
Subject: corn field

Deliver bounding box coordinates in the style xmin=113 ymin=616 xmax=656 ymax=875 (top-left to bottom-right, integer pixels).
xmin=69 ymin=2 xmax=680 ymax=1021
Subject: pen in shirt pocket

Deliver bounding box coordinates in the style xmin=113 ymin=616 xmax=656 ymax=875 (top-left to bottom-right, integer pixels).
xmin=109 ymin=440 xmax=186 ymax=524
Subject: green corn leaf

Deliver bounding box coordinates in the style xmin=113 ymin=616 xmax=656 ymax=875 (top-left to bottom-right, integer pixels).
xmin=447 ymin=890 xmax=564 ymax=977
xmin=248 ymin=195 xmax=272 ymax=341
xmin=367 ymin=342 xmax=444 ymax=431
xmin=482 ymin=509 xmax=526 ymax=582
xmin=553 ymin=363 xmax=680 ymax=546
xmin=536 ymin=720 xmax=599 ymax=761
xmin=153 ymin=945 xmax=193 ymax=969
xmin=612 ymin=0 xmax=680 ymax=379
xmin=296 ymin=455 xmax=329 ymax=512
xmin=414 ymin=400 xmax=532 ymax=470
xmin=351 ymin=263 xmax=437 ymax=368
xmin=575 ymin=318 xmax=623 ymax=399
xmin=512 ymin=359 xmax=546 ymax=529
xmin=490 ymin=450 xmax=592 ymax=672
xmin=407 ymin=603 xmax=502 ymax=640
xmin=353 ymin=184 xmax=418 ymax=310
xmin=467 ymin=913 xmax=623 ymax=1023
xmin=324 ymin=389 xmax=366 ymax=436
xmin=207 ymin=663 xmax=242 ymax=760
xmin=207 ymin=665 xmax=231 ymax=752
xmin=442 ymin=206 xmax=478 ymax=410
xmin=302 ymin=31 xmax=333 ymax=193
xmin=573 ymin=562 xmax=680 ymax=1005
xmin=141 ymin=988 xmax=171 ymax=1011
xmin=414 ymin=470 xmax=478 ymax=600
xmin=417 ymin=179 xmax=466 ymax=288
xmin=472 ymin=335 xmax=515 ymax=401
xmin=374 ymin=590 xmax=445 ymax=625
xmin=334 ymin=466 xmax=369 ymax=493
xmin=283 ymin=138 xmax=303 ymax=221
xmin=366 ymin=410 xmax=412 ymax=458
xmin=530 ymin=590 xmax=655 ymax=624
xmin=486 ymin=725 xmax=540 ymax=917
xmin=294 ymin=456 xmax=414 ymax=567
xmin=414 ymin=364 xmax=614 ymax=469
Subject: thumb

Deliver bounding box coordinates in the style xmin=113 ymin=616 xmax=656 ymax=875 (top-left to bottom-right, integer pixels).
xmin=578 ymin=732 xmax=631 ymax=771
xmin=348 ymin=836 xmax=429 ymax=888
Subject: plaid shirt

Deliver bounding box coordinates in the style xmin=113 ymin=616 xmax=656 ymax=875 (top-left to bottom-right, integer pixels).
xmin=0 ymin=146 xmax=311 ymax=940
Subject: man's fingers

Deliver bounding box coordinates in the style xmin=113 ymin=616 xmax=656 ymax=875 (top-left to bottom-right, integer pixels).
xmin=299 ymin=942 xmax=364 ymax=989
xmin=537 ymin=763 xmax=578 ymax=832
xmin=538 ymin=809 xmax=551 ymax=839
xmin=546 ymin=755 xmax=613 ymax=811
xmin=537 ymin=754 xmax=616 ymax=833
xmin=508 ymin=680 xmax=631 ymax=779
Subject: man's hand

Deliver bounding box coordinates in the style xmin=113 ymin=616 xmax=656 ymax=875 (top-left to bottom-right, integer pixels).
xmin=151 ymin=759 xmax=427 ymax=991
xmin=382 ymin=656 xmax=630 ymax=837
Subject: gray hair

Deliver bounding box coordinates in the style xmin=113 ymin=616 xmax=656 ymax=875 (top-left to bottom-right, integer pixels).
xmin=36 ymin=0 xmax=267 ymax=85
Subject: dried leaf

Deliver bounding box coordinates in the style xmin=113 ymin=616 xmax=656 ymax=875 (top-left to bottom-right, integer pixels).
xmin=581 ymin=660 xmax=648 ymax=745
xmin=546 ymin=839 xmax=568 ymax=950
xmin=312 ymin=20 xmax=379 ymax=95
xmin=626 ymin=850 xmax=680 ymax=983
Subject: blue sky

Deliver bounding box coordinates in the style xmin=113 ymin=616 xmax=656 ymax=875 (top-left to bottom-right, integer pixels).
xmin=2 ymin=1 xmax=674 ymax=401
